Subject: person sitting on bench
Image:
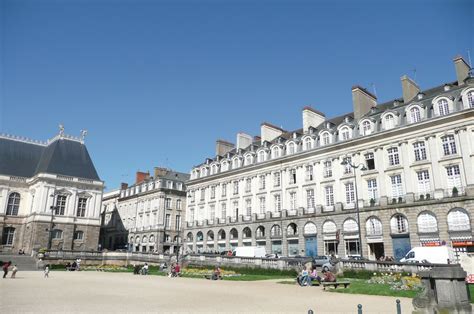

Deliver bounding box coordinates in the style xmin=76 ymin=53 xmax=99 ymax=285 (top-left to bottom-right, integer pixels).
xmin=308 ymin=267 xmax=321 ymax=285
xmin=322 ymin=270 xmax=336 ymax=282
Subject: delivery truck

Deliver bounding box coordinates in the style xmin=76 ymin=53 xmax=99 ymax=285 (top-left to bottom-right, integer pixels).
xmin=232 ymin=246 xmax=266 ymax=258
xmin=400 ymin=246 xmax=456 ymax=264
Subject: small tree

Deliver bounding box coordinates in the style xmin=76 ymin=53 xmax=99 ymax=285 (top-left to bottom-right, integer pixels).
xmin=452 ymin=187 xmax=459 ymax=197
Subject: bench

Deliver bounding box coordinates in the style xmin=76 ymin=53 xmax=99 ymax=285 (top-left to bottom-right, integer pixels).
xmin=322 ymin=281 xmax=351 ymax=290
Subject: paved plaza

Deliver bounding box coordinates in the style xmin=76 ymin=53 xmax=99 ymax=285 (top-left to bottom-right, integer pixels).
xmin=1 ymin=271 xmax=413 ymax=313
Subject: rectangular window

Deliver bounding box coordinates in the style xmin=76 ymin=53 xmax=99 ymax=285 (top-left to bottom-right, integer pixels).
xmin=175 ymin=215 xmax=181 ymax=231
xmin=390 ymin=174 xmax=403 ymax=198
xmin=274 ymin=194 xmax=281 ymax=212
xmin=417 ymin=170 xmax=430 ymax=194
xmin=413 ymin=142 xmax=427 ymax=161
xmin=176 ymin=199 xmax=182 ymax=210
xmin=165 ymin=214 xmax=170 ymax=229
xmin=365 ymin=153 xmax=375 ymax=170
xmin=259 ymin=175 xmax=266 ymax=190
xmin=233 ymin=181 xmax=239 ymax=195
xmin=273 ymin=172 xmax=281 ymax=187
xmin=245 ymin=199 xmax=252 ymax=216
xmin=221 ymin=203 xmax=226 ymax=218
xmin=233 ymin=201 xmax=239 ymax=217
xmin=221 ymin=184 xmax=227 ymax=197
xmin=55 ymin=195 xmax=67 ymax=216
xmin=387 ymin=147 xmax=400 ymax=166
xmin=165 ymin=198 xmax=172 ymax=209
xmin=442 ymin=135 xmax=457 ymax=155
xmin=211 ymin=186 xmax=216 ymax=199
xmin=367 ymin=179 xmax=378 ymax=201
xmin=189 ymin=208 xmax=195 ymax=222
xmin=76 ymin=197 xmax=87 ymax=217
xmin=209 ymin=205 xmax=215 ymax=220
xmin=306 ymin=189 xmax=315 ymax=209
xmin=305 ymin=165 xmax=314 ymax=181
xmin=324 ymin=161 xmax=332 ymax=178
xmin=200 ymin=189 xmax=205 ymax=201
xmin=325 ymin=186 xmax=334 ymax=206
xmin=289 ymin=169 xmax=297 ymax=184
xmin=245 ymin=178 xmax=252 ymax=192
xmin=259 ymin=197 xmax=266 ymax=214
xmin=446 ymin=165 xmax=461 ymax=191
xmin=345 ymin=182 xmax=355 ymax=205
xmin=289 ymin=192 xmax=297 ymax=210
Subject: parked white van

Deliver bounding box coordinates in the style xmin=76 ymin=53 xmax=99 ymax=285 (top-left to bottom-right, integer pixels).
xmin=233 ymin=246 xmax=267 ymax=258
xmin=400 ymin=246 xmax=456 ymax=264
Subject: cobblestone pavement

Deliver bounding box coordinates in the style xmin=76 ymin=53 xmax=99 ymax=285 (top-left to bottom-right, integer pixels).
xmin=1 ymin=271 xmax=414 ymax=313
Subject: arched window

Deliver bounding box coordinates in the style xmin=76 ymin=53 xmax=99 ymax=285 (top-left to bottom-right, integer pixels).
xmin=343 ymin=219 xmax=359 ymax=233
xmin=149 ymin=235 xmax=155 ymax=243
xmin=321 ymin=132 xmax=330 ymax=146
xmin=287 ymin=223 xmax=298 ymax=236
xmin=142 ymin=236 xmax=148 ymax=243
xmin=468 ymin=91 xmax=474 ymax=108
xmin=417 ymin=212 xmax=438 ymax=233
xmin=258 ymin=150 xmax=266 ymax=162
xmin=2 ymin=227 xmax=15 ymax=245
xmin=322 ymin=221 xmax=337 ymax=234
xmin=212 ymin=164 xmax=218 ymax=175
xmin=410 ymin=107 xmax=421 ymax=123
xmin=287 ymin=142 xmax=296 ymax=155
xmin=304 ymin=137 xmax=312 ymax=150
xmin=438 ymin=99 xmax=450 ymax=116
xmin=207 ymin=230 xmax=214 ymax=241
xmin=256 ymin=226 xmax=265 ymax=238
xmin=271 ymin=225 xmax=281 ymax=237
xmin=366 ymin=217 xmax=382 ymax=236
xmin=304 ymin=222 xmax=317 ymax=235
xmin=245 ymin=154 xmax=253 ymax=166
xmin=221 ymin=161 xmax=229 ymax=172
xmin=272 ymin=146 xmax=280 ymax=158
xmin=362 ymin=121 xmax=372 ymax=135
xmin=230 ymin=228 xmax=238 ymax=240
xmin=218 ymin=229 xmax=226 ymax=240
xmin=52 ymin=229 xmax=63 ymax=239
xmin=340 ymin=127 xmax=351 ymax=141
xmin=6 ymin=192 xmax=20 ymax=216
xmin=186 ymin=232 xmax=193 ymax=242
xmin=135 ymin=236 xmax=140 ymax=243
xmin=73 ymin=231 xmax=84 ymax=240
xmin=232 ymin=158 xmax=240 ymax=169
xmin=384 ymin=114 xmax=395 ymax=130
xmin=390 ymin=214 xmax=408 ymax=234
xmin=243 ymin=227 xmax=252 ymax=238
xmin=196 ymin=231 xmax=204 ymax=241
xmin=447 ymin=208 xmax=470 ymax=231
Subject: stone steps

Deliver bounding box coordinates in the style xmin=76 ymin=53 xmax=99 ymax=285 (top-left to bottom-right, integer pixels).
xmin=0 ymin=254 xmax=40 ymax=271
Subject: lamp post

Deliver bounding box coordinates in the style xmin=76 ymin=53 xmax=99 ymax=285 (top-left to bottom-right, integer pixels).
xmin=340 ymin=158 xmax=367 ymax=258
xmin=47 ymin=205 xmax=58 ymax=250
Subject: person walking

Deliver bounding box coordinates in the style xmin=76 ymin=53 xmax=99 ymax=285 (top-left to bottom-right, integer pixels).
xmin=44 ymin=265 xmax=50 ymax=278
xmin=2 ymin=261 xmax=11 ymax=278
xmin=11 ymin=265 xmax=18 ymax=278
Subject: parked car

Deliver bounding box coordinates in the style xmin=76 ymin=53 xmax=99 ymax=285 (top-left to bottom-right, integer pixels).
xmin=321 ymin=262 xmax=336 ymax=272
xmin=265 ymin=253 xmax=280 ymax=259
xmin=312 ymin=255 xmax=331 ymax=267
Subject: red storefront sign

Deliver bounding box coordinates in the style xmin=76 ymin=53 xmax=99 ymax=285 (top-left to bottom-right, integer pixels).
xmin=452 ymin=241 xmax=474 ymax=247
xmin=422 ymin=242 xmax=441 ymax=247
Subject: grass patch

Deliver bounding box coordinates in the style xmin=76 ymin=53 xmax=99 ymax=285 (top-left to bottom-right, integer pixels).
xmin=185 ymin=265 xmax=297 ymax=277
xmin=469 ymin=284 xmax=474 ymax=303
xmin=327 ymin=278 xmax=420 ymax=298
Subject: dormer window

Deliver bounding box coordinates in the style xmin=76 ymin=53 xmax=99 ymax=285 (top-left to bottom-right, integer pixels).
xmin=221 ymin=161 xmax=229 ymax=172
xmin=409 ymin=107 xmax=421 ymax=123
xmin=321 ymin=132 xmax=330 ymax=146
xmin=232 ymin=158 xmax=240 ymax=169
xmin=287 ymin=142 xmax=296 ymax=155
xmin=361 ymin=120 xmax=372 ymax=136
xmin=340 ymin=127 xmax=351 ymax=141
xmin=258 ymin=150 xmax=266 ymax=162
xmin=211 ymin=164 xmax=218 ymax=174
xmin=304 ymin=137 xmax=312 ymax=150
xmin=384 ymin=114 xmax=395 ymax=130
xmin=272 ymin=146 xmax=281 ymax=158
xmin=245 ymin=154 xmax=253 ymax=166
xmin=437 ymin=99 xmax=450 ymax=116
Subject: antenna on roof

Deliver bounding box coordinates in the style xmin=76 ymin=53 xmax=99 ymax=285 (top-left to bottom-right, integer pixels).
xmin=370 ymin=83 xmax=377 ymax=97
xmin=468 ymin=50 xmax=472 ymax=67
xmin=412 ymin=68 xmax=417 ymax=82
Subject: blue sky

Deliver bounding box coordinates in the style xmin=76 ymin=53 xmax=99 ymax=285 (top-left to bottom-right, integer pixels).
xmin=1 ymin=0 xmax=473 ymax=190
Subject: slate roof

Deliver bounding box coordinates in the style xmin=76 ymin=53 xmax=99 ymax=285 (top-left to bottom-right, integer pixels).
xmin=0 ymin=136 xmax=101 ymax=181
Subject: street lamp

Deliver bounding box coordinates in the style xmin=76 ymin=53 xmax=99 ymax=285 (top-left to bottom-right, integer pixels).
xmin=340 ymin=158 xmax=367 ymax=258
xmin=48 ymin=204 xmax=58 ymax=250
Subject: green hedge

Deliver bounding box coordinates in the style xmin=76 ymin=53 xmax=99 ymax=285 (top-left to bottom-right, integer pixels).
xmin=186 ymin=265 xmax=297 ymax=277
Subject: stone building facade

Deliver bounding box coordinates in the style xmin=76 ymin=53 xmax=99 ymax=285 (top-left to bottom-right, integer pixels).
xmin=184 ymin=56 xmax=474 ymax=261
xmin=100 ymin=168 xmax=189 ymax=254
xmin=0 ymin=129 xmax=104 ymax=254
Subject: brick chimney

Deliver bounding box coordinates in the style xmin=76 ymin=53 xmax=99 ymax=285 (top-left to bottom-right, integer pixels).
xmin=236 ymin=132 xmax=253 ymax=150
xmin=352 ymin=86 xmax=377 ymax=120
xmin=261 ymin=122 xmax=285 ymax=143
xmin=215 ymin=139 xmax=234 ymax=156
xmin=302 ymin=106 xmax=325 ymax=133
xmin=453 ymin=55 xmax=471 ymax=86
xmin=400 ymin=75 xmax=420 ymax=103
xmin=135 ymin=171 xmax=149 ymax=184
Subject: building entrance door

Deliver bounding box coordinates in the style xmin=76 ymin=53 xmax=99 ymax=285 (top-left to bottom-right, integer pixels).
xmin=392 ymin=236 xmax=411 ymax=261
xmin=368 ymin=242 xmax=384 ymax=260
xmin=305 ymin=236 xmax=317 ymax=257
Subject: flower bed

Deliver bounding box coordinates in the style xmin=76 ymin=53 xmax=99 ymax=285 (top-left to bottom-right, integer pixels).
xmin=367 ymin=272 xmax=422 ymax=291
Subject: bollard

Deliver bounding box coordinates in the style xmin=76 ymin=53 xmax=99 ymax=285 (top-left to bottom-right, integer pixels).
xmin=396 ymin=299 xmax=401 ymax=314
xmin=357 ymin=304 xmax=362 ymax=314
xmin=308 ymin=310 xmax=314 ymax=314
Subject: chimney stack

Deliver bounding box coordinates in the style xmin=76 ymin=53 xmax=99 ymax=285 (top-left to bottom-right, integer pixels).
xmin=261 ymin=122 xmax=285 ymax=143
xmin=352 ymin=86 xmax=377 ymax=120
xmin=236 ymin=132 xmax=253 ymax=150
xmin=400 ymin=75 xmax=420 ymax=103
xmin=302 ymin=106 xmax=325 ymax=133
xmin=215 ymin=139 xmax=234 ymax=156
xmin=120 ymin=182 xmax=128 ymax=190
xmin=135 ymin=171 xmax=149 ymax=184
xmin=154 ymin=167 xmax=169 ymax=178
xmin=453 ymin=55 xmax=471 ymax=86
